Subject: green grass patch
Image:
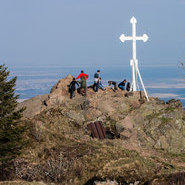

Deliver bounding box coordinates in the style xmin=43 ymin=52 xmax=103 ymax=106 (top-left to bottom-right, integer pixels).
xmin=160 ymin=117 xmax=172 ymax=124
xmin=165 ymin=107 xmax=176 ymax=112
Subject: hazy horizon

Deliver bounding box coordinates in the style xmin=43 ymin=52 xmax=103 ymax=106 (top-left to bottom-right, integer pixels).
xmin=9 ymin=65 xmax=185 ymax=107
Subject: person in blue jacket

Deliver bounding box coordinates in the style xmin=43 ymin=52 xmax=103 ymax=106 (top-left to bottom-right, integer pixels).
xmin=98 ymin=77 xmax=105 ymax=91
xmin=118 ymin=79 xmax=127 ymax=90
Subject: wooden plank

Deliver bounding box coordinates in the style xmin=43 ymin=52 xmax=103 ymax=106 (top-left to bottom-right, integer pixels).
xmin=95 ymin=121 xmax=106 ymax=139
xmin=87 ymin=121 xmax=106 ymax=140
xmin=88 ymin=122 xmax=99 ymax=138
xmin=87 ymin=124 xmax=95 ymax=138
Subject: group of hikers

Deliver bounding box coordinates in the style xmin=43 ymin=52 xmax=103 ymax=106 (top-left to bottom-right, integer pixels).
xmin=68 ymin=70 xmax=131 ymax=99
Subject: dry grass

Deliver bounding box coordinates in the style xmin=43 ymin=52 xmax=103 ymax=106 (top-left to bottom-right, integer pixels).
xmin=1 ymin=103 xmax=184 ymax=185
xmin=0 ymin=181 xmax=51 ymax=185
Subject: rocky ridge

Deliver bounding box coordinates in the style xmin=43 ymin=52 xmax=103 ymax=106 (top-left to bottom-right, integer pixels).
xmin=3 ymin=74 xmax=185 ymax=185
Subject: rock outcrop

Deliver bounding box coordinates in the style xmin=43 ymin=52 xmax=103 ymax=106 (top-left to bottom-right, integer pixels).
xmin=7 ymin=75 xmax=185 ymax=185
xmin=17 ymin=74 xmax=185 ymax=153
xmin=46 ymin=74 xmax=74 ymax=106
xmin=132 ymin=99 xmax=185 ymax=153
xmin=17 ymin=94 xmax=49 ymax=118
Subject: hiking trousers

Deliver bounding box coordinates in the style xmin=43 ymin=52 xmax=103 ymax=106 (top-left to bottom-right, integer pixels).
xmin=80 ymin=80 xmax=87 ymax=96
xmin=93 ymin=82 xmax=99 ymax=92
xmin=70 ymin=90 xmax=75 ymax=99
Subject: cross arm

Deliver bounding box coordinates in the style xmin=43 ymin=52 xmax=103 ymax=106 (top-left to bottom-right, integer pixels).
xmin=136 ymin=34 xmax=149 ymax=42
xmin=120 ymin=34 xmax=133 ymax=43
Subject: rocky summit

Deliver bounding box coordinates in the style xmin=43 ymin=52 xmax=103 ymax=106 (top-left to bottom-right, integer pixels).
xmin=2 ymin=75 xmax=185 ymax=185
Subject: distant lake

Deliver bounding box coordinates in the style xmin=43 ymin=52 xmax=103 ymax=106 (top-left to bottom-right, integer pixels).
xmin=8 ymin=65 xmax=185 ymax=106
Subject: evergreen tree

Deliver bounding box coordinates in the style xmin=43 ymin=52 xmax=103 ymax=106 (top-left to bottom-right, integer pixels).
xmin=0 ymin=64 xmax=25 ymax=162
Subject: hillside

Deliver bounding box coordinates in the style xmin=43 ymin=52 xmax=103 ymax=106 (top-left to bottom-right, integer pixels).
xmin=1 ymin=75 xmax=185 ymax=185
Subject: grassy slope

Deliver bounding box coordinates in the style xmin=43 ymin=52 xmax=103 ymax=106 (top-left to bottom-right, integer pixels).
xmin=11 ymin=106 xmax=183 ymax=185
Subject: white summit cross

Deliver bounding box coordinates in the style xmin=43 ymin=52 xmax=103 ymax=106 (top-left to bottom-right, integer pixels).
xmin=119 ymin=16 xmax=149 ymax=101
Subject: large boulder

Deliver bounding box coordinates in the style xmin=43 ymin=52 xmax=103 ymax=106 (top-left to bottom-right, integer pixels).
xmin=166 ymin=99 xmax=183 ymax=109
xmin=17 ymin=94 xmax=48 ymax=118
xmin=132 ymin=100 xmax=185 ymax=153
xmin=45 ymin=74 xmax=74 ymax=106
xmin=117 ymin=115 xmax=134 ymax=139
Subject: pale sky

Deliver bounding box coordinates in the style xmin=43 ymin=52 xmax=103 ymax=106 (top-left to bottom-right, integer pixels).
xmin=0 ymin=0 xmax=184 ymax=67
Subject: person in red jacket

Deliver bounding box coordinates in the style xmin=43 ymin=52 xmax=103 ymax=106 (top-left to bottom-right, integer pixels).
xmin=76 ymin=70 xmax=89 ymax=80
xmin=76 ymin=70 xmax=89 ymax=96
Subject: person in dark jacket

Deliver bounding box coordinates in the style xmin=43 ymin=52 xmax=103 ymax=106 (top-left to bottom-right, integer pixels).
xmin=126 ymin=82 xmax=131 ymax=91
xmin=118 ymin=79 xmax=127 ymax=90
xmin=69 ymin=78 xmax=79 ymax=99
xmin=93 ymin=70 xmax=100 ymax=92
xmin=108 ymin=81 xmax=117 ymax=91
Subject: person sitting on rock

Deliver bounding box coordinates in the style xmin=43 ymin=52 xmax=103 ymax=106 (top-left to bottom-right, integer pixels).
xmin=76 ymin=70 xmax=89 ymax=96
xmin=93 ymin=70 xmax=100 ymax=92
xmin=108 ymin=81 xmax=117 ymax=91
xmin=68 ymin=78 xmax=79 ymax=99
xmin=118 ymin=79 xmax=127 ymax=90
xmin=99 ymin=77 xmax=105 ymax=91
xmin=126 ymin=82 xmax=131 ymax=92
